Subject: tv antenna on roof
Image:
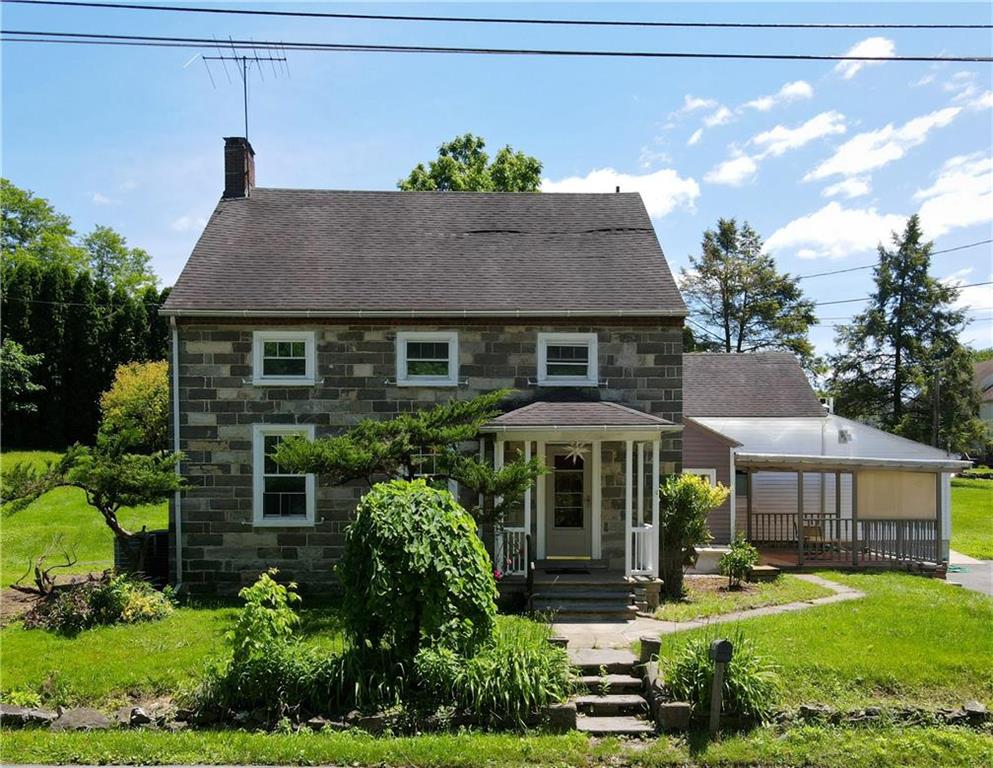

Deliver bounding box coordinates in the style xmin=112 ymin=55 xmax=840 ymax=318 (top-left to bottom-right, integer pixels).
xmin=196 ymin=37 xmax=288 ymax=141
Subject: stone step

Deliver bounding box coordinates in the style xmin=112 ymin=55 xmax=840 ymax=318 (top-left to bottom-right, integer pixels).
xmin=577 ymin=674 xmax=644 ymax=694
xmin=574 ymin=694 xmax=649 ymax=716
xmin=536 ymin=558 xmax=609 ymax=571
xmin=534 ymin=603 xmax=640 ymax=622
xmin=576 ymin=714 xmax=655 ymax=736
xmin=569 ymin=648 xmax=639 ymax=675
xmin=531 ymin=590 xmax=633 ymax=601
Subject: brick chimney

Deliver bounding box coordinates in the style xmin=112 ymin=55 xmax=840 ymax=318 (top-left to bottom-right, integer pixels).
xmin=223 ymin=137 xmax=255 ymax=198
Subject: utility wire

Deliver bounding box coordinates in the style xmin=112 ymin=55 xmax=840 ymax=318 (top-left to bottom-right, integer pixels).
xmin=4 ymin=0 xmax=991 ymax=30
xmin=2 ymin=29 xmax=991 ymax=63
xmin=797 ymin=238 xmax=993 ymax=280
xmin=813 ymin=280 xmax=993 ymax=307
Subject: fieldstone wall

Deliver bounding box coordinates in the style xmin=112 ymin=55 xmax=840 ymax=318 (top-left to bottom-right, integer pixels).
xmin=170 ymin=318 xmax=683 ymax=595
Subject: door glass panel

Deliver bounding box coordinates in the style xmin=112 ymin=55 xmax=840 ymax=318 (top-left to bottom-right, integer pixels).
xmin=553 ymin=454 xmax=584 ymax=528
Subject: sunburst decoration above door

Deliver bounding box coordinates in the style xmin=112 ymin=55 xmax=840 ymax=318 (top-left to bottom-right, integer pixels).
xmin=563 ymin=441 xmax=588 ymax=464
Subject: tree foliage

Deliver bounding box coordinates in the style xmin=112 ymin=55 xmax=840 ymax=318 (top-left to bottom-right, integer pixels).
xmin=398 ymin=134 xmax=542 ymax=192
xmin=658 ymin=473 xmax=729 ymax=600
xmin=341 ymin=479 xmax=498 ymax=663
xmin=829 ymin=216 xmax=984 ymax=454
xmin=0 ymin=338 xmax=45 ymax=413
xmin=98 ymin=360 xmax=170 ymax=454
xmin=1 ymin=181 xmax=170 ymax=447
xmin=681 ymin=218 xmax=818 ymax=372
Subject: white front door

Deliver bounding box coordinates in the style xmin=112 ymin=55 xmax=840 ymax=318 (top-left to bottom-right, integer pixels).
xmin=544 ymin=445 xmax=592 ymax=558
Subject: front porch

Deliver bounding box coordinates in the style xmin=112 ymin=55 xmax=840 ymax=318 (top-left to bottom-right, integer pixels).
xmin=481 ymin=401 xmax=682 ymax=582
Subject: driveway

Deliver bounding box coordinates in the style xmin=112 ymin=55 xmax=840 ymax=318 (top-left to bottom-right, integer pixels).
xmin=947 ymin=550 xmax=993 ymax=597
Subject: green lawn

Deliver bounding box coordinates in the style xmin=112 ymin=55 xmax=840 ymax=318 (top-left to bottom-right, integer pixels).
xmin=656 ymin=571 xmax=993 ymax=710
xmin=950 ymin=478 xmax=993 ymax=559
xmin=3 ymin=725 xmax=991 ymax=768
xmin=1 ymin=451 xmax=168 ymax=585
xmin=654 ymin=575 xmax=833 ymax=622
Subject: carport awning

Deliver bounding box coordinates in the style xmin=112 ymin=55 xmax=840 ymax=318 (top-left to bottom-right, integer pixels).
xmin=736 ymin=452 xmax=969 ymax=473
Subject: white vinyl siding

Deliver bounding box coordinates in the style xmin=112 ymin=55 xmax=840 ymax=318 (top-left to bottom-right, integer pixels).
xmin=396 ymin=331 xmax=459 ymax=387
xmin=736 ymin=471 xmax=853 ymax=536
xmin=537 ymin=332 xmax=598 ymax=386
xmin=252 ymin=331 xmax=316 ymax=385
xmin=252 ymin=424 xmax=316 ymax=527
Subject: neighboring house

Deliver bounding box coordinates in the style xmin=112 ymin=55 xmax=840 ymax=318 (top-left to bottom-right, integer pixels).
xmin=974 ymin=359 xmax=993 ymax=462
xmin=683 ymin=352 xmax=967 ymax=568
xmin=162 ymin=138 xmax=967 ymax=597
xmin=161 ymin=138 xmax=685 ymax=595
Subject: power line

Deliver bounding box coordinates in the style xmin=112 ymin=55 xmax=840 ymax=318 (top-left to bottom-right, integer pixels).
xmin=5 ymin=0 xmax=991 ymax=30
xmin=797 ymin=238 xmax=993 ymax=280
xmin=813 ymin=280 xmax=993 ymax=307
xmin=2 ymin=29 xmax=991 ymax=63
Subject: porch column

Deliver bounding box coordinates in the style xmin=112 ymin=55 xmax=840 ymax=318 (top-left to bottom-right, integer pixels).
xmin=746 ymin=470 xmax=753 ymax=541
xmin=652 ymin=439 xmax=660 ymax=578
xmin=934 ymin=472 xmax=943 ymax=564
xmin=523 ymin=441 xmax=532 ymax=555
xmin=851 ymin=472 xmax=859 ymax=567
xmin=637 ymin=442 xmax=645 ymax=525
xmin=493 ymin=439 xmax=504 ymax=565
xmin=625 ymin=439 xmax=634 ymax=576
xmin=592 ymin=439 xmax=602 ymax=560
xmin=797 ymin=471 xmax=804 ymax=566
xmin=536 ymin=440 xmax=546 ymax=559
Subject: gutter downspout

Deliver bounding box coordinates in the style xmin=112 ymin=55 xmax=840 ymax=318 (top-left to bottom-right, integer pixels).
xmin=171 ymin=317 xmax=183 ymax=590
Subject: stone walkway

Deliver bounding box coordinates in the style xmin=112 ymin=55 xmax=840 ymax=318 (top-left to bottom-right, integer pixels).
xmin=551 ymin=574 xmax=864 ymax=649
xmin=947 ymin=549 xmax=993 ymax=597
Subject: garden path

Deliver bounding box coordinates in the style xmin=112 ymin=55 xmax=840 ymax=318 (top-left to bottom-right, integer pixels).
xmin=551 ymin=574 xmax=863 ymax=649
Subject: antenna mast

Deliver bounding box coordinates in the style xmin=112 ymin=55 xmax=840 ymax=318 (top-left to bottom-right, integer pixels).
xmin=201 ymin=42 xmax=288 ymax=140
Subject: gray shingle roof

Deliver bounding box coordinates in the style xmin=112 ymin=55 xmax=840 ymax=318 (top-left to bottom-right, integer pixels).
xmin=162 ymin=189 xmax=685 ymax=316
xmin=485 ymin=401 xmax=674 ymax=429
xmin=683 ymin=352 xmax=825 ymax=418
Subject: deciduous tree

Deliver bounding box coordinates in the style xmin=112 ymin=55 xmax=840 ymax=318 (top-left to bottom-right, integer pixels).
xmin=398 ymin=134 xmax=542 ymax=192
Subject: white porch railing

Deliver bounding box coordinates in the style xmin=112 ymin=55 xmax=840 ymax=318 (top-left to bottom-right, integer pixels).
xmin=630 ymin=523 xmax=656 ymax=576
xmin=495 ymin=527 xmax=527 ymax=576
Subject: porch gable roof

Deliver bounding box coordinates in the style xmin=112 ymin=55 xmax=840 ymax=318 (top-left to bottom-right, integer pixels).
xmin=482 ymin=400 xmax=676 ymax=433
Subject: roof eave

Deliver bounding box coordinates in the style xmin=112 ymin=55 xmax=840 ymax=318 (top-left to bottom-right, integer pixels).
xmin=735 ymin=451 xmax=970 ymax=473
xmin=160 ymin=307 xmax=689 ymax=319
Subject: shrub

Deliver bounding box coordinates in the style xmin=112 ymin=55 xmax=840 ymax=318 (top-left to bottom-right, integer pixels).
xmin=719 ymin=533 xmax=760 ymax=589
xmin=415 ymin=616 xmax=573 ymax=727
xmin=661 ymin=630 xmax=779 ymax=723
xmin=23 ymin=572 xmax=174 ymax=635
xmin=98 ymin=360 xmax=170 ymax=453
xmin=340 ymin=479 xmax=497 ymax=662
xmin=658 ymin=474 xmax=730 ymax=600
xmin=228 ymin=569 xmax=301 ymax=664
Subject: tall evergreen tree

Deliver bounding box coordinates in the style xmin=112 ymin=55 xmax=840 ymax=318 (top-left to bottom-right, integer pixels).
xmin=680 ymin=218 xmax=818 ymax=371
xmin=829 ymin=215 xmax=983 ymax=453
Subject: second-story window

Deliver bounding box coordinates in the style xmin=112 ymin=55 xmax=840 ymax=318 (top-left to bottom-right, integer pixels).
xmin=396 ymin=331 xmax=459 ymax=387
xmin=537 ymin=332 xmax=598 ymax=386
xmin=252 ymin=331 xmax=316 ymax=385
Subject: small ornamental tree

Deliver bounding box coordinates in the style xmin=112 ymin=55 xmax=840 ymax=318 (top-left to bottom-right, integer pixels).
xmin=719 ymin=533 xmax=759 ymax=589
xmin=340 ymin=479 xmax=497 ymax=662
xmin=658 ymin=474 xmax=730 ymax=600
xmin=98 ymin=360 xmax=170 ymax=454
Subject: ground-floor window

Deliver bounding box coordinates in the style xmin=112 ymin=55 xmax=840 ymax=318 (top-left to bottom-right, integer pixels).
xmin=252 ymin=424 xmax=316 ymax=527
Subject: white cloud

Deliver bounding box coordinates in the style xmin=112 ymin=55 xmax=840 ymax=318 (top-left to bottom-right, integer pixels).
xmin=751 ymin=111 xmax=847 ymax=158
xmin=834 ymin=36 xmax=896 ymax=79
xmin=914 ymin=153 xmax=993 ymax=238
xmin=704 ymin=154 xmax=758 ymax=187
xmin=91 ymin=192 xmax=114 ymax=205
xmin=687 ymin=128 xmax=703 ymax=146
xmin=541 ymin=167 xmax=700 ymax=219
xmin=805 ymin=107 xmax=961 ymax=180
xmin=744 ymin=80 xmax=814 ymax=111
xmin=822 ymin=177 xmax=872 ymax=199
xmin=170 ymin=214 xmax=209 ymax=233
xmin=942 ymin=267 xmax=993 ymax=317
xmin=703 ymin=106 xmax=734 ymax=128
xmin=970 ymin=90 xmax=993 ymax=110
xmin=673 ymin=94 xmax=717 ymax=116
xmin=765 ymin=202 xmax=906 ymax=260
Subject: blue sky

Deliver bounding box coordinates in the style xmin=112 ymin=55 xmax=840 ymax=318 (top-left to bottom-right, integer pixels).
xmin=3 ymin=2 xmax=991 ymax=355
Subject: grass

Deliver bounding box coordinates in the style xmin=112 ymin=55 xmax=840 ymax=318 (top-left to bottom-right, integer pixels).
xmin=656 ymin=571 xmax=993 ymax=711
xmin=653 ymin=575 xmax=833 ymax=622
xmin=950 ymin=478 xmax=993 ymax=559
xmin=2 ymin=725 xmax=991 ymax=768
xmin=1 ymin=451 xmax=168 ymax=585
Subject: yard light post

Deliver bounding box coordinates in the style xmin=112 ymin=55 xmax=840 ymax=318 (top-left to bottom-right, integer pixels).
xmin=709 ymin=639 xmax=733 ymax=736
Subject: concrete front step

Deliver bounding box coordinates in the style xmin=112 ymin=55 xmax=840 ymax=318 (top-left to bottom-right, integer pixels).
xmin=576 ymin=714 xmax=655 ymax=736
xmin=577 ymin=674 xmax=643 ymax=694
xmin=569 ymin=648 xmax=639 ymax=675
xmin=534 ymin=604 xmax=640 ymax=622
xmin=536 ymin=558 xmax=609 ymax=571
xmin=574 ymin=694 xmax=649 ymax=716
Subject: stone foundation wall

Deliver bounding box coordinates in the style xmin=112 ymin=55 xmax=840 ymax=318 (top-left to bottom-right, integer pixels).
xmin=171 ymin=318 xmax=682 ymax=595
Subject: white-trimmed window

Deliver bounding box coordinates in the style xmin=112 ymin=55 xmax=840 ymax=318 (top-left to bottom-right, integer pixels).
xmin=683 ymin=468 xmax=717 ymax=486
xmin=253 ymin=424 xmax=316 ymax=527
xmin=396 ymin=331 xmax=459 ymax=387
xmin=537 ymin=332 xmax=598 ymax=386
xmin=252 ymin=330 xmax=316 ymax=385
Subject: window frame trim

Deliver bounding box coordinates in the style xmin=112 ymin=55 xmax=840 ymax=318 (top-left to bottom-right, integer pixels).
xmin=683 ymin=467 xmax=718 ymax=486
xmin=537 ymin=332 xmax=599 ymax=387
xmin=251 ymin=330 xmax=317 ymax=386
xmin=395 ymin=330 xmax=460 ymax=387
xmin=252 ymin=423 xmax=317 ymax=528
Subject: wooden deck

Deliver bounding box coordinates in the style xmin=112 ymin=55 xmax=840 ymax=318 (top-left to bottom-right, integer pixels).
xmin=758 ymin=548 xmax=946 ymax=576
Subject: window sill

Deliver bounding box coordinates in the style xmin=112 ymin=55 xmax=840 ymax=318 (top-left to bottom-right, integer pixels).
xmin=252 ymin=517 xmax=315 ymax=528
xmin=251 ymin=377 xmax=316 ymax=387
xmin=395 ymin=379 xmax=459 ymax=388
xmin=536 ymin=379 xmax=599 ymax=388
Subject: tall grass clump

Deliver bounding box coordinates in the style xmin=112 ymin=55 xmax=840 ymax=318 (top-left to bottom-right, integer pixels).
xmin=661 ymin=629 xmax=779 ymax=724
